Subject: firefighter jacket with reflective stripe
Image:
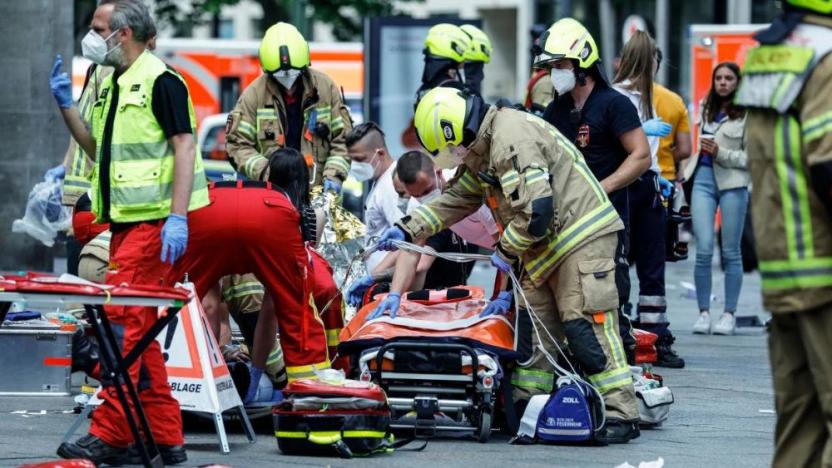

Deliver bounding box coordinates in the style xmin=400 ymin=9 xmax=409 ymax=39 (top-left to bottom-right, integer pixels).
xmin=398 ymin=106 xmax=624 ymax=287
xmin=736 ymin=17 xmax=832 ymax=313
xmin=62 ymin=65 xmax=113 ymax=206
xmin=89 ymin=51 xmax=209 ymax=223
xmin=226 ymin=68 xmax=353 ymax=185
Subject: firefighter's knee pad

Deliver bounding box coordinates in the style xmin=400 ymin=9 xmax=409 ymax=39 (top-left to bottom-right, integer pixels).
xmin=563 ymin=318 xmax=607 ymax=375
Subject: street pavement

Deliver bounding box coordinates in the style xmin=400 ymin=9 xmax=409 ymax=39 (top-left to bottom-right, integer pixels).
xmin=0 ymin=252 xmax=775 ymax=467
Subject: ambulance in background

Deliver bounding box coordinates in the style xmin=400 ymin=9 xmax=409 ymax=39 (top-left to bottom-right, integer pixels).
xmin=72 ymin=39 xmax=364 ymax=124
xmin=689 ymin=24 xmax=764 ymax=138
xmin=72 ymin=39 xmax=364 ymax=196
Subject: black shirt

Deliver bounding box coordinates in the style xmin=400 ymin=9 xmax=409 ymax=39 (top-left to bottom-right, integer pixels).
xmin=282 ymin=84 xmax=304 ymax=152
xmin=99 ymin=70 xmax=192 ymax=227
xmin=422 ymin=229 xmax=477 ymax=290
xmin=542 ymin=85 xmax=641 ymax=223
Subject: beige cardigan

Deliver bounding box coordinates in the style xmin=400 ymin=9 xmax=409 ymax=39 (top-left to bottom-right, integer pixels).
xmin=681 ymin=115 xmax=750 ymax=191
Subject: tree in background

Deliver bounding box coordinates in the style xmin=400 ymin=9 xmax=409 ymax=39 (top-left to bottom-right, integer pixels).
xmin=155 ymin=0 xmax=416 ymax=41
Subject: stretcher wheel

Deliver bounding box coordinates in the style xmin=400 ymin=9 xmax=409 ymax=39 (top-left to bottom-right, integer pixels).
xmin=477 ymin=410 xmax=492 ymax=443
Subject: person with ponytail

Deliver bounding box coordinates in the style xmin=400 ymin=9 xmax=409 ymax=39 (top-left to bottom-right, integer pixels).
xmin=612 ymin=30 xmax=685 ymax=368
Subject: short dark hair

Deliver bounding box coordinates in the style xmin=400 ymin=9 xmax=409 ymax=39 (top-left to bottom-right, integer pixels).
xmin=396 ymin=150 xmax=434 ymax=184
xmin=345 ymin=121 xmax=385 ymax=149
xmin=266 ymin=147 xmax=309 ymax=208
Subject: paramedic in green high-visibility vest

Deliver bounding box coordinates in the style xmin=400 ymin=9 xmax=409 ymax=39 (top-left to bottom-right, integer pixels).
xmin=49 ymin=0 xmax=208 ymax=465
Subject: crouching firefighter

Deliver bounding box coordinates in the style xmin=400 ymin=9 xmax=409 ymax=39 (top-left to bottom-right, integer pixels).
xmin=376 ymin=87 xmax=640 ymax=443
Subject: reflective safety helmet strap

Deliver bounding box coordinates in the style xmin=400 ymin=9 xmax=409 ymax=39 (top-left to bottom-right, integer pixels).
xmin=260 ymin=22 xmax=311 ymax=72
xmin=413 ymin=87 xmax=469 ymax=154
xmin=424 ymin=23 xmax=471 ymax=63
xmin=534 ymin=18 xmax=599 ymax=69
xmin=461 ymin=24 xmax=492 ymax=63
xmin=787 ymin=0 xmax=832 ymax=14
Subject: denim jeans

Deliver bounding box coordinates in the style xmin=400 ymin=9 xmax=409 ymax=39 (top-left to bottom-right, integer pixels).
xmin=691 ymin=165 xmax=748 ymax=312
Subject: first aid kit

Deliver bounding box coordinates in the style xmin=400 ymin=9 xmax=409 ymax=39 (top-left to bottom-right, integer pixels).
xmin=273 ymin=373 xmax=393 ymax=458
xmin=632 ymin=367 xmax=674 ymax=426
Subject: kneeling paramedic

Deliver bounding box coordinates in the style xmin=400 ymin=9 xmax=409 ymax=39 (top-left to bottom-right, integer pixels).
xmin=376 ymin=87 xmax=640 ymax=443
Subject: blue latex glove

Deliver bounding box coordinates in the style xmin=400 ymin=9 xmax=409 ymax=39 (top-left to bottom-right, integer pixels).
xmin=480 ymin=291 xmax=513 ymax=317
xmin=323 ymin=178 xmax=342 ymax=194
xmin=642 ymin=118 xmax=672 ymax=138
xmin=44 ymin=164 xmax=66 ymax=182
xmin=490 ymin=251 xmax=513 ymax=273
xmin=377 ymin=226 xmax=405 ymax=251
xmin=658 ymin=176 xmax=673 ymax=198
xmin=160 ymin=214 xmax=188 ymax=264
xmin=367 ymin=292 xmax=401 ymax=320
xmin=346 ymin=275 xmax=374 ymax=307
xmin=244 ymin=366 xmax=282 ymax=404
xmin=50 ymin=55 xmax=73 ymax=109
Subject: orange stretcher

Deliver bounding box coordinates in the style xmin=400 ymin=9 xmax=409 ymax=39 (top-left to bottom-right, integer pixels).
xmin=0 ymin=272 xmax=192 ymax=468
xmin=339 ymin=285 xmax=516 ymax=358
xmin=338 ymin=286 xmax=517 ymax=442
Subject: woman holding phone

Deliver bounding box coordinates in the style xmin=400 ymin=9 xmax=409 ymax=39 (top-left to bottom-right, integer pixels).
xmin=681 ymin=62 xmax=749 ymax=336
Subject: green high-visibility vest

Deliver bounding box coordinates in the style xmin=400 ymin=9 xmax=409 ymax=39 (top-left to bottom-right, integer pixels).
xmin=89 ymin=50 xmax=208 ymax=223
xmin=63 ymin=66 xmax=111 ymax=205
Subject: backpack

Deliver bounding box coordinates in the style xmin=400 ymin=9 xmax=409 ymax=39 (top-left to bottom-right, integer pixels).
xmin=514 ymin=377 xmax=604 ymax=445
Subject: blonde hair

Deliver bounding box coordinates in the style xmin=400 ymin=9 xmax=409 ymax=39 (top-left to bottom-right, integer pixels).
xmin=614 ymin=30 xmax=656 ymax=120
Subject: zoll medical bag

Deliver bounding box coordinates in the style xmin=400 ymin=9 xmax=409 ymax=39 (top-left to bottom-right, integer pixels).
xmin=273 ymin=377 xmax=393 ymax=458
xmin=515 ymin=377 xmax=603 ymax=445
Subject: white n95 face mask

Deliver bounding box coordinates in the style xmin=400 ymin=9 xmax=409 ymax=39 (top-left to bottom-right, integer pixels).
xmin=81 ymin=29 xmax=121 ymax=65
xmin=433 ymin=145 xmax=466 ymax=170
xmin=272 ymin=69 xmax=302 ymax=89
xmin=550 ymin=68 xmax=577 ymax=95
xmin=348 ymin=161 xmax=374 ymax=182
xmin=416 ymin=188 xmax=441 ymax=204
xmin=348 ymin=150 xmax=379 ymax=182
xmin=415 ymin=172 xmax=442 ymax=203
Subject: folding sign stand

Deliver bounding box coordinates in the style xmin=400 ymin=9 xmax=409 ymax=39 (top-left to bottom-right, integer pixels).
xmin=158 ymin=282 xmax=256 ymax=454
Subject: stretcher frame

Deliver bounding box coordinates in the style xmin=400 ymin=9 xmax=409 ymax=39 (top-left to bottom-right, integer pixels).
xmin=0 ymin=276 xmax=253 ymax=467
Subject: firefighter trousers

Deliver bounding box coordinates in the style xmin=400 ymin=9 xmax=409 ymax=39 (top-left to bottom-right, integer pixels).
xmin=512 ymin=232 xmax=639 ymax=422
xmin=165 ymin=183 xmax=330 ymax=382
xmin=769 ymin=302 xmax=832 ymax=468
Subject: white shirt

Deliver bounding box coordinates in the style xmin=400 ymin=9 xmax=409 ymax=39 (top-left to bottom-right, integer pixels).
xmin=613 ymin=81 xmax=660 ymax=174
xmin=407 ymin=169 xmax=500 ymax=250
xmin=363 ymin=161 xmax=405 ymax=272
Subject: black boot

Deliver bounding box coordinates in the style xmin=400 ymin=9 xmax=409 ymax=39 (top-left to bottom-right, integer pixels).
xmin=655 ymin=334 xmax=686 ymax=368
xmin=596 ymin=418 xmax=640 ymax=444
xmin=57 ymin=434 xmax=128 ymax=466
xmin=128 ymin=443 xmax=188 ymax=465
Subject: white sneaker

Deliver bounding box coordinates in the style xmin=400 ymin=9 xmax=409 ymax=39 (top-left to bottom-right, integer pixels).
xmin=712 ymin=313 xmax=736 ymax=335
xmin=693 ymin=312 xmax=711 ymax=334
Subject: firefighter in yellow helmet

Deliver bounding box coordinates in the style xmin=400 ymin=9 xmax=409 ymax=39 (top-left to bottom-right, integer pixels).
xmin=735 ymin=1 xmax=832 ymax=465
xmin=226 ymin=22 xmax=353 ymax=193
xmin=376 ymin=87 xmax=640 ymax=443
xmin=460 ymin=24 xmax=492 ymax=95
xmin=416 ymin=23 xmax=472 ymax=102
